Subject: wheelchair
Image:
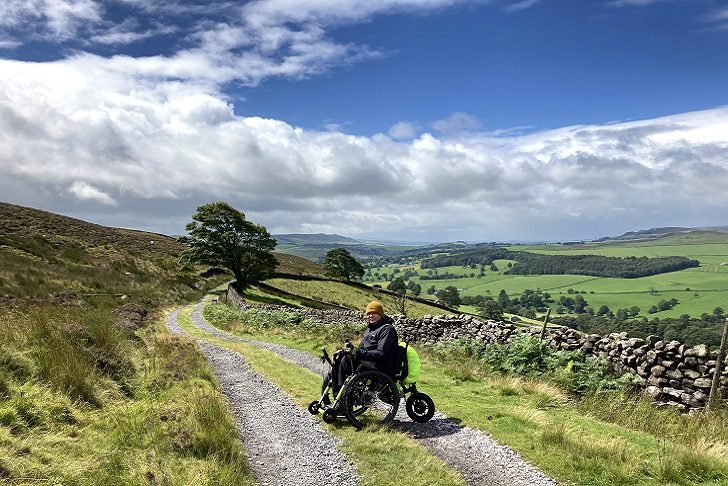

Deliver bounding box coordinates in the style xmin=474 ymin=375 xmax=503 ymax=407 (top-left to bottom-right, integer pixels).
xmin=307 ymin=340 xmax=435 ymax=430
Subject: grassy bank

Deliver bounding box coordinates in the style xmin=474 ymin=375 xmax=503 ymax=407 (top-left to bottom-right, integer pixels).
xmin=202 ymin=301 xmax=728 ymax=486
xmin=0 ymin=302 xmax=254 ymax=485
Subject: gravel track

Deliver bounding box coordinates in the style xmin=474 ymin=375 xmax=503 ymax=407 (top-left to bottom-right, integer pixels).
xmin=188 ymin=303 xmax=559 ymax=486
xmin=165 ymin=308 xmax=360 ymax=486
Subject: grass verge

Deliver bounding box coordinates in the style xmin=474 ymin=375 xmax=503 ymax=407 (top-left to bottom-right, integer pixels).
xmin=0 ymin=304 xmax=254 ymax=485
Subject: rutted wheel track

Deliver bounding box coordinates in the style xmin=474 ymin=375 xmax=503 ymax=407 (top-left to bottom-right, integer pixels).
xmin=166 ymin=308 xmax=360 ymax=486
xmin=187 ymin=303 xmax=558 ymax=486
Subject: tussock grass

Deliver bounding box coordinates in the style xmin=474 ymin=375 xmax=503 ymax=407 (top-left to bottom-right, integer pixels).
xmin=0 ymin=304 xmax=254 ymax=485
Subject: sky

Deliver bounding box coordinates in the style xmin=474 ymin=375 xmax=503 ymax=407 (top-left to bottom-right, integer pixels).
xmin=1 ymin=0 xmax=727 ymax=243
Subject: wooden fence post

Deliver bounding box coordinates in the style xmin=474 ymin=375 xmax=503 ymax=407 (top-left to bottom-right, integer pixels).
xmin=539 ymin=308 xmax=552 ymax=341
xmin=708 ymin=317 xmax=728 ymax=412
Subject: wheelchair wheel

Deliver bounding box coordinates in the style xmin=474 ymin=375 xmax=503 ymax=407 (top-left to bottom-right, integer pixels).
xmin=405 ymin=392 xmax=435 ymax=423
xmin=322 ymin=408 xmax=338 ymax=424
xmin=343 ymin=370 xmax=400 ymax=430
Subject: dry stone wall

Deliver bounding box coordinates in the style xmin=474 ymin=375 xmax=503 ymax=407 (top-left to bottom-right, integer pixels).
xmin=226 ymin=285 xmax=725 ymax=411
xmin=395 ymin=313 xmax=726 ymax=411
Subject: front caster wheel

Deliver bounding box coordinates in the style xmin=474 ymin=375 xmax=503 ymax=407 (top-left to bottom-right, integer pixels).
xmin=322 ymin=408 xmax=338 ymax=424
xmin=308 ymin=401 xmax=320 ymax=415
xmin=406 ymin=392 xmax=435 ymax=423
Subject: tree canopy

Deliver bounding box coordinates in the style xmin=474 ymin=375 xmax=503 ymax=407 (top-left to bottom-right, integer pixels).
xmin=387 ymin=277 xmax=406 ymax=295
xmin=181 ymin=202 xmax=277 ymax=290
xmin=436 ymin=286 xmax=461 ymax=308
xmin=322 ymin=248 xmax=365 ymax=281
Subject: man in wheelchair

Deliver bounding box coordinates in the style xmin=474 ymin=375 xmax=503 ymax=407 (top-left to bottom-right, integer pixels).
xmin=329 ymin=300 xmax=399 ymax=395
xmin=309 ymin=300 xmax=435 ymax=428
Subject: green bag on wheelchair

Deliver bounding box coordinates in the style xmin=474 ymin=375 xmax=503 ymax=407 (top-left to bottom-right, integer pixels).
xmin=399 ymin=342 xmax=421 ymax=385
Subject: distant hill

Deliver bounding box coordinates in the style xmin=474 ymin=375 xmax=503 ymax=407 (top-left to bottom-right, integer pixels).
xmin=273 ymin=233 xmax=361 ymax=245
xmin=597 ymin=226 xmax=728 ymax=243
xmin=274 ymin=232 xmax=418 ymax=262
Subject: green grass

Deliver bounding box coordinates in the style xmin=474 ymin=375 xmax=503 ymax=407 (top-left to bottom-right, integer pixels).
xmin=177 ymin=306 xmax=466 ymax=486
xmin=0 ymin=301 xmax=255 ymax=485
xmin=201 ymin=301 xmax=728 ymax=486
xmin=371 ymin=255 xmax=728 ymax=319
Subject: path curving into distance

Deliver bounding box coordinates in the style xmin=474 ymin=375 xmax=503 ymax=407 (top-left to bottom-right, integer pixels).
xmin=187 ymin=303 xmax=559 ymax=486
xmin=166 ymin=308 xmax=360 ymax=486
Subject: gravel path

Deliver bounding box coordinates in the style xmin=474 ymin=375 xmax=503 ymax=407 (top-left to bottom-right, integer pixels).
xmin=188 ymin=303 xmax=559 ymax=486
xmin=165 ymin=308 xmax=360 ymax=486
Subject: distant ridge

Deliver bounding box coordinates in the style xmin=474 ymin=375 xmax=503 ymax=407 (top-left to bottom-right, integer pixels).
xmin=597 ymin=226 xmax=728 ymax=243
xmin=274 ymin=233 xmax=361 ymax=245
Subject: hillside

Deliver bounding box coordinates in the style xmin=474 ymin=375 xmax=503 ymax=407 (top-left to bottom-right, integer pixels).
xmin=0 ymin=203 xmax=250 ymax=484
xmin=273 ymin=253 xmax=325 ymax=276
xmin=0 ymin=202 xmax=197 ymax=302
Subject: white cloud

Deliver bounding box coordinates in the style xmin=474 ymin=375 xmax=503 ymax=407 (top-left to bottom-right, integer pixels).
xmin=90 ymin=19 xmax=176 ymax=45
xmin=388 ymin=121 xmax=417 ymax=139
xmin=68 ymin=181 xmax=118 ymax=206
xmin=1 ymin=55 xmax=727 ymax=240
xmin=703 ymin=7 xmax=728 ymax=30
xmin=1 ymin=0 xmax=727 ymax=240
xmin=504 ymin=0 xmax=541 ymax=12
xmin=0 ymin=0 xmax=102 ymax=40
xmin=431 ymin=112 xmax=481 ymax=135
xmin=608 ymin=0 xmax=676 ymax=6
xmin=0 ymin=0 xmax=472 ymax=88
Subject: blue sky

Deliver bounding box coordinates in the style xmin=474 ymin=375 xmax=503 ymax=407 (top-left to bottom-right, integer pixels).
xmin=1 ymin=0 xmax=727 ymax=243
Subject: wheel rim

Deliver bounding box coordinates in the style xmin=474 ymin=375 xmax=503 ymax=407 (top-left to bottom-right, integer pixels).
xmin=343 ymin=371 xmax=399 ymax=429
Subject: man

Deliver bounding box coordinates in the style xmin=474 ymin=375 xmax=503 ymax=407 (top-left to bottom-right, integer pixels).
xmin=330 ymin=300 xmax=399 ymax=394
xmin=356 ymin=300 xmax=400 ymax=376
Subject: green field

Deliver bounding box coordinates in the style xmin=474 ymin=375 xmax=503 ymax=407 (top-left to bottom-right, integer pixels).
xmin=368 ymin=237 xmax=728 ymax=319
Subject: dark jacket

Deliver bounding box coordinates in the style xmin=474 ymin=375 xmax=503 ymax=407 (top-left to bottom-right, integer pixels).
xmin=356 ymin=316 xmax=399 ymax=376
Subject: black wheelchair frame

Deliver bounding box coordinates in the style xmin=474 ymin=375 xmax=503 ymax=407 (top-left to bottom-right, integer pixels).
xmin=307 ymin=342 xmax=435 ymax=430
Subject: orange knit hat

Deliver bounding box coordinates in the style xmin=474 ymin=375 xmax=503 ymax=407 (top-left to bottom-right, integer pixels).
xmin=365 ymin=300 xmax=384 ymax=316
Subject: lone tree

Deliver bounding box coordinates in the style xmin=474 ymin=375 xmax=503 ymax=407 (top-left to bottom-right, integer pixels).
xmin=436 ymin=286 xmax=461 ymax=308
xmin=387 ymin=277 xmax=407 ymax=295
xmin=478 ymin=300 xmax=503 ymax=320
xmin=181 ymin=202 xmax=277 ymax=290
xmin=322 ymin=248 xmax=365 ymax=281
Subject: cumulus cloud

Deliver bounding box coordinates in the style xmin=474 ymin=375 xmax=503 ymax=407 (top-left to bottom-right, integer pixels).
xmin=388 ymin=121 xmax=417 ymax=139
xmin=1 ymin=53 xmax=727 ymax=240
xmin=68 ymin=181 xmax=118 ymax=206
xmin=1 ymin=0 xmax=727 ymax=240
